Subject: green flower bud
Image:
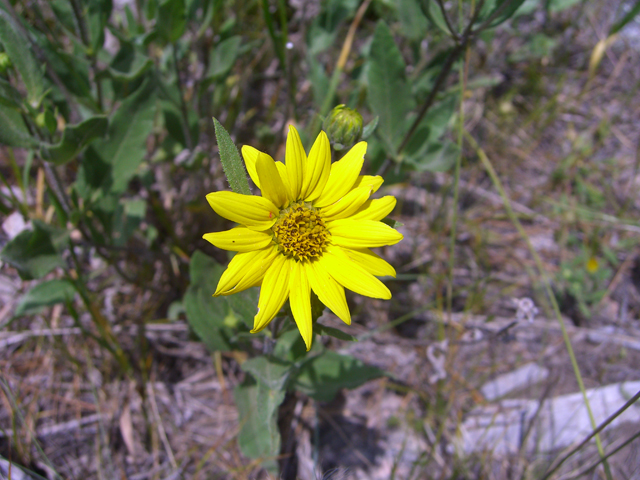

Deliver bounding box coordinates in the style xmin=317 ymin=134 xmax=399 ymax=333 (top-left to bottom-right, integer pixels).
xmin=0 ymin=52 xmax=11 ymax=73
xmin=323 ymin=104 xmax=363 ymax=150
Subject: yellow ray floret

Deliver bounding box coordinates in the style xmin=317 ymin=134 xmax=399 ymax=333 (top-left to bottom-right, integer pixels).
xmin=203 ymin=125 xmax=402 ymax=350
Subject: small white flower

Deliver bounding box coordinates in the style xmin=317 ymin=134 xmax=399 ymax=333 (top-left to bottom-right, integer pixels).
xmin=513 ymin=297 xmax=539 ymax=323
xmin=427 ymin=339 xmax=448 ymax=384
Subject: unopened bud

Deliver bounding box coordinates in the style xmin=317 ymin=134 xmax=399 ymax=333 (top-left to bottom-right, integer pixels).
xmin=323 ymin=104 xmax=363 ymax=150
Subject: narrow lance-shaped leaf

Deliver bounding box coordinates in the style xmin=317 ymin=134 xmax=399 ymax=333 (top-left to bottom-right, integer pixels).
xmin=0 ymin=10 xmax=44 ymax=106
xmin=212 ymin=117 xmax=251 ymax=195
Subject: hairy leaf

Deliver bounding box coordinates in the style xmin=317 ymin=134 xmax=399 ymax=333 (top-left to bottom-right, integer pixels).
xmin=212 ymin=117 xmax=251 ymax=195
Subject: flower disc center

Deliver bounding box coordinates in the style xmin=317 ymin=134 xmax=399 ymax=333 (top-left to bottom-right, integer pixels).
xmin=273 ymin=202 xmax=329 ymax=261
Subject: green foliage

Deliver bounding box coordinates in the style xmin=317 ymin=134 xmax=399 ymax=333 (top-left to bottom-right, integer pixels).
xmin=0 ymin=103 xmax=39 ymax=148
xmin=0 ymin=10 xmax=44 ymax=106
xmin=313 ymin=323 xmax=357 ymax=342
xmin=0 ymin=221 xmax=68 ymax=280
xmin=234 ymin=378 xmax=283 ymax=473
xmin=184 ymin=250 xmax=255 ymax=351
xmin=14 ymin=279 xmax=76 ymax=316
xmin=212 ymin=117 xmax=251 ymax=195
xmin=42 ymin=116 xmax=109 ymax=165
xmin=207 ymin=36 xmax=242 ymax=81
xmin=292 ymin=351 xmax=385 ymax=402
xmin=77 ymin=78 xmax=156 ymax=202
xmin=367 ymin=20 xmax=415 ymax=156
xmin=157 ymin=0 xmax=187 ymax=43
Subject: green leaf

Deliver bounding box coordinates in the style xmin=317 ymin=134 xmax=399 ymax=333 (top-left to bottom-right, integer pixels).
xmin=361 ymin=115 xmax=379 ymax=140
xmin=183 ymin=250 xmax=257 ymax=351
xmin=111 ymin=198 xmax=146 ymax=247
xmin=50 ymin=0 xmax=77 ymax=35
xmin=35 ymin=36 xmax=92 ymax=100
xmin=0 ymin=10 xmax=44 ymax=106
xmin=308 ymin=55 xmax=329 ymax=109
xmin=0 ymin=77 xmax=23 ymax=108
xmin=273 ymin=328 xmax=310 ymax=362
xmin=405 ymin=140 xmax=459 ymax=172
xmin=234 ymin=378 xmax=283 ymax=472
xmin=207 ymin=36 xmax=241 ymax=80
xmin=78 ymin=78 xmax=156 ymax=198
xmin=157 ymin=0 xmax=187 ymax=43
xmin=183 ymin=250 xmax=234 ymax=351
xmin=292 ymin=351 xmax=385 ymax=402
xmin=42 ymin=116 xmax=108 ymax=165
xmin=547 ymin=0 xmax=581 ymax=14
xmin=0 ymin=103 xmax=39 ymax=148
xmin=241 ymin=356 xmax=293 ymax=390
xmin=422 ymin=0 xmax=454 ymax=35
xmin=367 ymin=21 xmax=415 ymax=155
xmin=398 ymin=0 xmax=429 ymax=40
xmin=86 ymin=0 xmax=113 ymax=50
xmin=109 ymin=42 xmax=154 ymax=82
xmin=313 ymin=323 xmax=357 ymax=342
xmin=14 ymin=279 xmax=76 ymax=316
xmin=610 ymin=0 xmax=640 ymax=35
xmin=484 ymin=0 xmax=529 ymax=27
xmin=212 ymin=117 xmax=251 ymax=195
xmin=0 ymin=220 xmax=68 ymax=280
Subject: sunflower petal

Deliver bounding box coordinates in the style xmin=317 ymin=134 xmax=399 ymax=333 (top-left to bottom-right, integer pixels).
xmin=215 ymin=247 xmax=278 ymax=296
xmin=256 ymin=152 xmax=288 ymax=208
xmin=351 ymin=196 xmax=397 ymax=221
xmin=344 ymin=248 xmax=396 ymax=277
xmin=313 ymin=142 xmax=367 ymax=207
xmin=252 ymin=255 xmax=291 ymax=332
xmin=203 ymin=226 xmax=273 ymax=252
xmin=320 ymin=185 xmax=373 ymax=222
xmin=306 ymin=259 xmax=351 ymax=325
xmin=302 ymin=131 xmax=331 ymax=202
xmin=328 ymin=218 xmax=403 ymax=248
xmin=353 ymin=175 xmax=384 ymax=193
xmin=321 ymin=247 xmax=391 ymax=299
xmin=286 ymin=125 xmax=306 ymax=201
xmin=206 ymin=191 xmax=278 ymax=230
xmin=290 ymin=261 xmax=313 ymax=350
xmin=241 ymin=145 xmax=275 ymax=189
xmin=275 ymin=161 xmax=294 ymax=203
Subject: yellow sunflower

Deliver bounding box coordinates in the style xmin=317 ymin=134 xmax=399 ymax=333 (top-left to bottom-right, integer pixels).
xmin=204 ymin=126 xmax=402 ymax=350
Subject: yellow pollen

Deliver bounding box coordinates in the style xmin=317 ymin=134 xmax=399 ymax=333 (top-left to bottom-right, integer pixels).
xmin=272 ymin=202 xmax=330 ymax=261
